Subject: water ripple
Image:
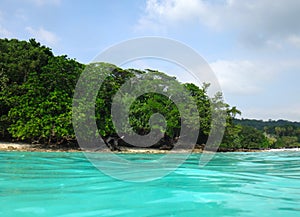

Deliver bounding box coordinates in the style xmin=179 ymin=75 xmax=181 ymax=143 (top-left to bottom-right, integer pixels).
xmin=1 ymin=151 xmax=300 ymax=217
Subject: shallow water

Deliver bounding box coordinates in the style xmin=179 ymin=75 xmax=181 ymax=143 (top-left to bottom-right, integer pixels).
xmin=1 ymin=151 xmax=300 ymax=217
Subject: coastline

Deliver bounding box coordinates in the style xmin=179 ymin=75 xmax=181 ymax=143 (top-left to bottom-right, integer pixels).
xmin=1 ymin=142 xmax=299 ymax=153
xmin=0 ymin=142 xmax=82 ymax=152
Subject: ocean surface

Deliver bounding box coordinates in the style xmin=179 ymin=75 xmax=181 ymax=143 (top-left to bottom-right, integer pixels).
xmin=1 ymin=151 xmax=300 ymax=217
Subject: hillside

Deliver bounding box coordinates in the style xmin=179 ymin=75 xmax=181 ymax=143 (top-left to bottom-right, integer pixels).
xmin=234 ymin=118 xmax=300 ymax=130
xmin=233 ymin=118 xmax=300 ymax=149
xmin=1 ymin=38 xmax=300 ymax=151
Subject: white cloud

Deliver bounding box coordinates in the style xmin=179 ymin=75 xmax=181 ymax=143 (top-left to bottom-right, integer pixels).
xmin=136 ymin=1 xmax=300 ymax=121
xmin=15 ymin=9 xmax=28 ymax=21
xmin=26 ymin=26 xmax=59 ymax=45
xmin=0 ymin=10 xmax=12 ymax=38
xmin=0 ymin=25 xmax=12 ymax=38
xmin=137 ymin=0 xmax=300 ymax=48
xmin=287 ymin=35 xmax=300 ymax=48
xmin=210 ymin=59 xmax=277 ymax=95
xmin=243 ymin=105 xmax=300 ymax=122
xmin=136 ymin=0 xmax=217 ymax=31
xmin=144 ymin=0 xmax=207 ymax=23
xmin=27 ymin=0 xmax=61 ymax=6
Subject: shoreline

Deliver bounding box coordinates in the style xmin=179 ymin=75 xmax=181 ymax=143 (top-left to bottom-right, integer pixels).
xmin=0 ymin=142 xmax=299 ymax=153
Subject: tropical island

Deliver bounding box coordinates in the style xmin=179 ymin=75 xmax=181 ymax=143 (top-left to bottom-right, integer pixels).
xmin=1 ymin=38 xmax=300 ymax=152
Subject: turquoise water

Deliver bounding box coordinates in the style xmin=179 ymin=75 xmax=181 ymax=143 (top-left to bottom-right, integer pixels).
xmin=1 ymin=151 xmax=300 ymax=217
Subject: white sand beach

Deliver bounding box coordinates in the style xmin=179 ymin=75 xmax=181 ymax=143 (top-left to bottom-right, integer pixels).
xmin=0 ymin=141 xmax=299 ymax=153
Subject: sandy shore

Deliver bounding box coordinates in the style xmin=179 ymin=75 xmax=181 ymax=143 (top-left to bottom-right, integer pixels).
xmin=0 ymin=142 xmax=81 ymax=152
xmin=0 ymin=142 xmax=299 ymax=153
xmin=0 ymin=142 xmax=201 ymax=153
xmin=0 ymin=142 xmax=32 ymax=149
xmin=263 ymin=148 xmax=300 ymax=152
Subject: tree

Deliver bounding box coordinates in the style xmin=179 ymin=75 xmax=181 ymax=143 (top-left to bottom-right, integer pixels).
xmin=0 ymin=38 xmax=54 ymax=140
xmin=184 ymin=83 xmax=211 ymax=144
xmin=0 ymin=38 xmax=84 ymax=146
xmin=3 ymin=38 xmax=281 ymax=151
xmin=7 ymin=55 xmax=84 ymax=146
xmin=239 ymin=126 xmax=270 ymax=149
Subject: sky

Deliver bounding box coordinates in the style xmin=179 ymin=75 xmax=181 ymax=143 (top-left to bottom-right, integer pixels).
xmin=1 ymin=0 xmax=300 ymax=121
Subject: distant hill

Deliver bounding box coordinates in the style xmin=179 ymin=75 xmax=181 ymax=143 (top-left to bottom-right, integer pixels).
xmin=234 ymin=118 xmax=300 ymax=131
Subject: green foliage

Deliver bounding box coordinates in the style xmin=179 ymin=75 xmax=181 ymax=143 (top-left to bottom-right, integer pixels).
xmin=93 ymin=65 xmax=204 ymax=147
xmin=234 ymin=118 xmax=300 ymax=130
xmin=128 ymin=93 xmax=180 ymax=136
xmin=235 ymin=119 xmax=300 ymax=149
xmin=0 ymin=38 xmax=84 ymax=146
xmin=1 ymin=38 xmax=298 ymax=151
xmin=220 ymin=124 xmax=243 ymax=150
xmin=184 ymin=83 xmax=211 ymax=144
xmin=0 ymin=38 xmax=53 ymax=140
xmin=239 ymin=126 xmax=270 ymax=149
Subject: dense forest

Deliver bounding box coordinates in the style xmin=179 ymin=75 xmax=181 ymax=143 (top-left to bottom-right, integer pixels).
xmin=234 ymin=119 xmax=300 ymax=149
xmin=1 ymin=38 xmax=300 ymax=151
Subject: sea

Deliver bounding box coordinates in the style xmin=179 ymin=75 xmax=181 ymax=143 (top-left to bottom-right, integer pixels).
xmin=1 ymin=151 xmax=300 ymax=217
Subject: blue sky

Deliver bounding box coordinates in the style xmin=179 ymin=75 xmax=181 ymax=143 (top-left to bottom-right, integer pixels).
xmin=1 ymin=0 xmax=300 ymax=121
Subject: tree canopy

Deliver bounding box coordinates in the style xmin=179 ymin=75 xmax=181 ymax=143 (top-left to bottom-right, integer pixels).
xmin=0 ymin=38 xmax=84 ymax=147
xmin=1 ymin=38 xmax=299 ymax=151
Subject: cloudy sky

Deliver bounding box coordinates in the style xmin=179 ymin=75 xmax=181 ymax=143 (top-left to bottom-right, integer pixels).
xmin=1 ymin=0 xmax=300 ymax=121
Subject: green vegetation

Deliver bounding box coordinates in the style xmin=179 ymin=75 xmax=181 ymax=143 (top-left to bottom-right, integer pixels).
xmin=0 ymin=38 xmax=84 ymax=147
xmin=1 ymin=38 xmax=299 ymax=151
xmin=234 ymin=119 xmax=300 ymax=149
